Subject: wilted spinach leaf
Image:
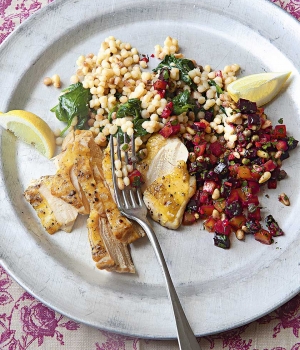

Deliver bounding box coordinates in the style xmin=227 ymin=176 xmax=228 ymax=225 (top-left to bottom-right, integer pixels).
xmin=208 ymin=80 xmax=223 ymax=95
xmin=133 ymin=118 xmax=149 ymax=137
xmin=112 ymin=98 xmax=149 ymax=138
xmin=50 ymin=82 xmax=91 ymax=134
xmin=172 ymin=90 xmax=196 ymax=115
xmin=153 ymin=55 xmax=196 ymax=89
xmin=116 ymin=98 xmax=142 ymax=119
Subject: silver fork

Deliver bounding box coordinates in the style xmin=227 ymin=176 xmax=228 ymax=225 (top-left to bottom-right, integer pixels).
xmin=110 ymin=133 xmax=201 ymax=350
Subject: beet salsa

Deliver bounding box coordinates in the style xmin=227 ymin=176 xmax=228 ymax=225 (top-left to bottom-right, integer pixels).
xmin=179 ymin=98 xmax=298 ymax=249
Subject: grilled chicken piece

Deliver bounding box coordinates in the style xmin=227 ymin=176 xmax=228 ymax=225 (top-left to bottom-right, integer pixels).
xmin=24 ymin=176 xmax=78 ymax=234
xmin=137 ymin=134 xmax=196 ymax=229
xmin=50 ymin=143 xmax=89 ymax=215
xmin=25 ymin=130 xmax=138 ymax=273
xmin=87 ymin=209 xmax=135 ymax=273
xmin=101 ymin=145 xmax=145 ymax=242
xmin=71 ymin=131 xmax=136 ymax=272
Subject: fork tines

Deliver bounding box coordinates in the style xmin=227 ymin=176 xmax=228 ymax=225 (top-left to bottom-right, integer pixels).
xmin=110 ymin=133 xmax=143 ymax=210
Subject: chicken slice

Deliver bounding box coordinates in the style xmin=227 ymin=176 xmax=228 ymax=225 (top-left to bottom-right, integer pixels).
xmin=143 ymin=161 xmax=196 ymax=229
xmin=24 ymin=176 xmax=78 ymax=234
xmin=50 ymin=143 xmax=89 ymax=214
xmin=137 ymin=134 xmax=196 ymax=229
xmin=102 ymin=146 xmax=145 ymax=241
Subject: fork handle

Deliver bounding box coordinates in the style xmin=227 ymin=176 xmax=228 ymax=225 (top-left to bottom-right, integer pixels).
xmin=135 ymin=218 xmax=201 ymax=350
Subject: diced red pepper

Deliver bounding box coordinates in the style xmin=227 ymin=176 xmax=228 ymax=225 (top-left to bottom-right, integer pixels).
xmin=159 ymin=121 xmax=180 ymax=138
xmin=204 ymin=217 xmax=216 ymax=232
xmin=275 ymin=140 xmax=288 ymax=151
xmin=153 ymin=79 xmax=167 ymax=90
xmin=182 ymin=212 xmax=196 ymax=225
xmin=273 ymin=125 xmax=287 ymax=139
xmin=209 ymin=141 xmax=224 ymax=157
xmin=150 ymin=53 xmax=155 ymax=58
xmin=161 ymin=102 xmax=173 ymax=119
xmin=263 ymin=160 xmax=277 ymax=172
xmin=140 ymin=56 xmax=149 ymax=63
xmin=193 ymin=121 xmax=209 ymax=130
xmin=214 ymin=219 xmax=231 ymax=236
xmin=199 ymin=191 xmax=210 ymax=204
xmin=192 ymin=134 xmax=203 ymax=145
xmin=203 ymin=180 xmax=217 ymax=194
xmin=229 ymin=215 xmax=247 ymax=230
xmin=128 ymin=169 xmax=144 ymax=188
xmin=194 ymin=142 xmax=207 ymax=157
xmin=254 ymin=229 xmax=273 ymax=245
xmin=157 ymin=90 xmax=165 ymax=98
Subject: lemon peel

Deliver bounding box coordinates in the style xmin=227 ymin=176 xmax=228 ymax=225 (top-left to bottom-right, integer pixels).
xmin=227 ymin=72 xmax=291 ymax=107
xmin=0 ymin=110 xmax=55 ymax=158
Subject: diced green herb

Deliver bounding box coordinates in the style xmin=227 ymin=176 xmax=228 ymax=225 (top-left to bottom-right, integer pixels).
xmin=172 ymin=90 xmax=195 ymax=115
xmin=278 ymin=117 xmax=283 ymax=124
xmin=50 ymin=82 xmax=91 ymax=135
xmin=153 ymin=55 xmax=196 ymax=89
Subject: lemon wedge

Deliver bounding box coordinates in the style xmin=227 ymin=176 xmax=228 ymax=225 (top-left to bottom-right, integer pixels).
xmin=0 ymin=110 xmax=55 ymax=158
xmin=227 ymin=72 xmax=291 ymax=107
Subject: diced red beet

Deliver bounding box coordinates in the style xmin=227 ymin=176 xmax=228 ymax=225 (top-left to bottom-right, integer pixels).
xmin=209 ymin=141 xmax=224 ymax=157
xmin=265 ymin=215 xmax=284 ymax=236
xmin=248 ymin=207 xmax=261 ymax=221
xmin=237 ymin=99 xmax=257 ymax=114
xmin=186 ymin=199 xmax=199 ymax=212
xmin=254 ymin=229 xmax=273 ymax=245
xmin=182 ymin=212 xmax=196 ymax=225
xmin=226 ymin=189 xmax=240 ymax=204
xmin=247 ymin=181 xmax=260 ymax=195
xmin=204 ymin=217 xmax=216 ymax=232
xmin=245 ymin=219 xmax=261 ymax=234
xmin=242 ymin=195 xmax=259 ymax=208
xmin=247 ymin=114 xmax=261 ymax=127
xmin=214 ymin=219 xmax=231 ymax=236
xmin=225 ymin=199 xmax=243 ymax=218
xmin=213 ymin=234 xmax=230 ymax=249
xmin=268 ymin=179 xmax=277 ymax=189
xmin=203 ymin=180 xmax=217 ymax=194
xmin=159 ymin=121 xmax=180 ymax=138
xmin=263 ymin=160 xmax=277 ymax=172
